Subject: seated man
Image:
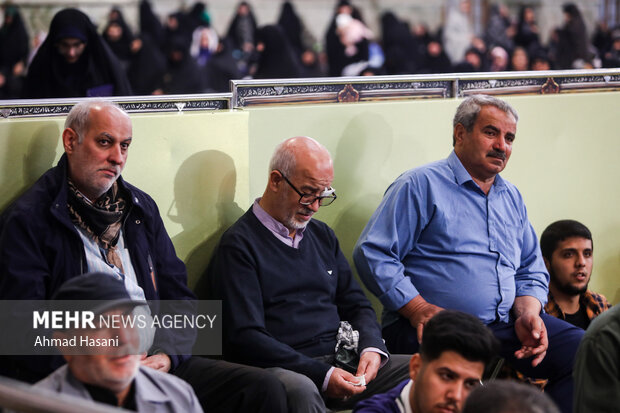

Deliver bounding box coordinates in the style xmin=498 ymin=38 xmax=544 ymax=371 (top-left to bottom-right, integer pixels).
xmin=540 ymin=219 xmax=611 ymax=329
xmin=37 ymin=272 xmax=202 ymax=412
xmin=0 ymin=99 xmax=286 ymax=413
xmin=353 ymin=95 xmax=583 ymax=413
xmin=353 ymin=310 xmax=499 ymax=413
xmin=463 ymin=380 xmax=559 ymax=413
xmin=208 ymin=136 xmax=410 ymax=412
xmin=573 ymin=304 xmax=620 ymax=412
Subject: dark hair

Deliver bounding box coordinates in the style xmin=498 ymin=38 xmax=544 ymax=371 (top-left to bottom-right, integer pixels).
xmin=463 ymin=380 xmax=560 ymax=413
xmin=540 ymin=219 xmax=592 ymax=262
xmin=420 ymin=310 xmax=499 ymax=367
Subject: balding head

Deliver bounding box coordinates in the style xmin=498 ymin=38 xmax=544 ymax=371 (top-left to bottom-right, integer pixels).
xmin=269 ymin=136 xmax=332 ymax=177
xmin=260 ymin=137 xmax=335 ymax=236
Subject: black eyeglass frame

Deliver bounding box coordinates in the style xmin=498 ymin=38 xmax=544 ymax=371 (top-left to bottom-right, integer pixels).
xmin=275 ymin=169 xmax=337 ymax=206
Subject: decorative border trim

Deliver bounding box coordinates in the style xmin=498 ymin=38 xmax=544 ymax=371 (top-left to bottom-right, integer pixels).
xmin=232 ymin=69 xmax=620 ymax=107
xmin=0 ymin=94 xmax=231 ymax=119
xmin=1 ymin=70 xmax=618 ymax=118
xmin=232 ymin=77 xmax=453 ymax=107
xmin=458 ymin=72 xmax=620 ymax=96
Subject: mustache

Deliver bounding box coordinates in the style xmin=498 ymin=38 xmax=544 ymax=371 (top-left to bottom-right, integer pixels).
xmin=487 ymin=150 xmax=506 ymax=160
xmin=436 ymin=402 xmax=458 ymax=412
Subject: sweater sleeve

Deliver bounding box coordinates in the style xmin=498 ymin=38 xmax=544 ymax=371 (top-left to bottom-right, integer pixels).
xmin=329 ymin=226 xmax=387 ymax=354
xmin=209 ymin=235 xmax=332 ymax=390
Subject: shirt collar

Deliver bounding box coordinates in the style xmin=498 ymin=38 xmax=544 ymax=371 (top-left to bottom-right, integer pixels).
xmin=447 ymin=150 xmax=506 ymax=191
xmin=134 ymin=366 xmax=171 ymax=404
xmin=396 ymin=379 xmax=414 ymax=413
xmin=252 ymin=198 xmax=306 ymax=239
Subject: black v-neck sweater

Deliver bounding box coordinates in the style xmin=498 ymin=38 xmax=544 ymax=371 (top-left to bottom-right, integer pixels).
xmin=208 ymin=208 xmax=385 ymax=389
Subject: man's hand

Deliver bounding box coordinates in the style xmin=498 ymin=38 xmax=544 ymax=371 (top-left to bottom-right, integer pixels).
xmin=356 ymin=351 xmax=381 ymax=383
xmin=398 ymin=295 xmax=443 ymax=343
xmin=513 ymin=296 xmax=548 ymax=367
xmin=141 ymin=353 xmax=171 ymax=372
xmin=325 ymin=368 xmax=367 ymax=399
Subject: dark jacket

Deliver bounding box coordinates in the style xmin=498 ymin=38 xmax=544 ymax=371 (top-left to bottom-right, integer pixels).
xmin=0 ymin=154 xmax=194 ymax=381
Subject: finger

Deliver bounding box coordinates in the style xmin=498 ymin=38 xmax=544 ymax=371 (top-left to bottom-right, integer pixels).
xmin=365 ymin=364 xmax=379 ymax=383
xmin=356 ymin=359 xmax=369 ymax=377
xmin=338 ymin=369 xmax=358 ymax=382
xmin=531 ymin=350 xmax=547 ymax=367
xmin=417 ymin=322 xmax=424 ymax=343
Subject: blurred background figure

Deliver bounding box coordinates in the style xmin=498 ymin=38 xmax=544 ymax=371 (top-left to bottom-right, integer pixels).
xmin=164 ymin=11 xmax=193 ymax=52
xmin=127 ymin=34 xmax=166 ymax=95
xmin=226 ymin=1 xmax=257 ymax=73
xmin=251 ymin=24 xmax=301 ymax=79
xmin=277 ymin=1 xmax=322 ymax=76
xmin=160 ymin=35 xmax=203 ymax=94
xmin=510 ymin=46 xmax=530 ymax=70
xmin=0 ymin=4 xmax=29 ymax=99
xmin=23 ymin=8 xmax=131 ymax=98
xmin=191 ymin=26 xmax=219 ymax=67
xmin=515 ymin=5 xmax=541 ymax=56
xmin=380 ymin=11 xmax=420 ymax=75
xmin=556 ymin=3 xmax=590 ymax=69
xmin=602 ymin=27 xmax=620 ymax=68
xmin=419 ymin=35 xmax=452 ymax=73
xmin=325 ymin=0 xmax=369 ymax=76
xmin=442 ymin=0 xmax=474 ymax=65
xmin=188 ymin=2 xmax=211 ymax=33
xmin=484 ymin=4 xmax=515 ymax=55
xmin=489 ymin=45 xmax=509 ymax=71
xmin=454 ymin=47 xmax=484 ymax=72
xmin=139 ymin=0 xmax=164 ymax=50
xmin=531 ymin=51 xmax=552 ymax=70
xmin=103 ymin=7 xmax=134 ymax=70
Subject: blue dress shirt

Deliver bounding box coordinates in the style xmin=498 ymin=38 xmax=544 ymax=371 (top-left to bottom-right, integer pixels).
xmin=353 ymin=151 xmax=549 ymax=327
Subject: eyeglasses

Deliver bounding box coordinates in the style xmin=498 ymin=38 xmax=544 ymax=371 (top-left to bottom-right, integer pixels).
xmin=276 ymin=169 xmax=337 ymax=207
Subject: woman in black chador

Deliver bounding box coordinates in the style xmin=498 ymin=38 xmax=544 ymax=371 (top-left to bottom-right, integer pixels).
xmin=23 ymin=8 xmax=131 ymax=98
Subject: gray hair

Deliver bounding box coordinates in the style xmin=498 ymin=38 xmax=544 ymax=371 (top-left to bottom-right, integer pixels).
xmin=452 ymin=95 xmax=518 ymax=146
xmin=64 ymin=100 xmax=126 ymax=143
xmin=269 ymin=140 xmax=297 ymax=177
xmin=268 ymin=137 xmax=329 ymax=177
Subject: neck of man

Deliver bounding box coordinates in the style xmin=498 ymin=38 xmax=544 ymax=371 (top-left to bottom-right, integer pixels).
xmin=550 ymin=284 xmax=581 ymax=315
xmin=258 ymin=194 xmax=296 ymax=238
xmin=115 ymin=384 xmax=132 ymax=407
xmin=471 ymin=176 xmax=495 ymax=195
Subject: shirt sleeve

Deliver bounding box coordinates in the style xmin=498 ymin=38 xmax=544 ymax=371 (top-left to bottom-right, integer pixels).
xmin=514 ymin=206 xmax=549 ymax=309
xmin=353 ymin=174 xmax=427 ymax=312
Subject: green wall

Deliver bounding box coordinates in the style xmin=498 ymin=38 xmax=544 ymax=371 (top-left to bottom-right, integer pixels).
xmin=1 ymin=92 xmax=619 ymax=307
xmin=246 ymin=92 xmax=620 ymax=306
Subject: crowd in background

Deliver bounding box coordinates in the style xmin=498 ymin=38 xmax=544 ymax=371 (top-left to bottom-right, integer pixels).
xmin=1 ymin=0 xmax=619 ymax=99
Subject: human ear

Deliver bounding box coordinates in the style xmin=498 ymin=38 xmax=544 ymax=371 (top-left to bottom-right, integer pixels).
xmin=409 ymin=353 xmax=422 ymax=380
xmin=62 ymin=128 xmax=79 ymax=153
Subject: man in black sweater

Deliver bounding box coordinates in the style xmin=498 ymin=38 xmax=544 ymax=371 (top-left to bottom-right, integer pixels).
xmin=208 ymin=136 xmax=410 ymax=412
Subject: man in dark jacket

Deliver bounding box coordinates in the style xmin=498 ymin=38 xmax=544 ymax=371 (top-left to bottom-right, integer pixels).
xmin=207 ymin=136 xmax=410 ymax=413
xmin=0 ymin=100 xmax=286 ymax=413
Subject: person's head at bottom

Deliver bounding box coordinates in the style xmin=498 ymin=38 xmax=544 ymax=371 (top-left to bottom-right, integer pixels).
xmin=409 ymin=310 xmax=499 ymax=413
xmin=52 ymin=272 xmax=148 ymax=407
xmin=462 ymin=379 xmax=560 ymax=413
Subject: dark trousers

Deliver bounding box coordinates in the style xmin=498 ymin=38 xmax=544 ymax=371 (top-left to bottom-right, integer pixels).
xmin=174 ymin=356 xmax=288 ymax=413
xmin=383 ymin=313 xmax=583 ymax=413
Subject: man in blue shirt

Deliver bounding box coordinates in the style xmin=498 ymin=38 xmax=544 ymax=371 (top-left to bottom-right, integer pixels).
xmin=353 ymin=95 xmax=583 ymax=413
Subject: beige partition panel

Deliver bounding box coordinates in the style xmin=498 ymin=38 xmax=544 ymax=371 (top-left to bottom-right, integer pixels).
xmin=0 ymin=110 xmax=250 ymax=290
xmin=246 ymin=92 xmax=620 ymax=306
